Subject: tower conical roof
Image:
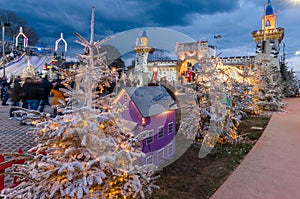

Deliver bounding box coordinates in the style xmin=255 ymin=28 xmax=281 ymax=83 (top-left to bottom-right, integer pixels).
xmin=141 ymin=30 xmax=148 ymax=38
xmin=266 ymin=0 xmax=274 ymax=15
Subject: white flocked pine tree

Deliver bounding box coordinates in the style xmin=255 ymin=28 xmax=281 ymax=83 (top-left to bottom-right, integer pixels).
xmin=21 ymin=57 xmax=38 ymax=80
xmin=254 ymin=61 xmax=286 ymax=111
xmin=192 ymin=57 xmax=257 ymax=158
xmin=1 ymin=6 xmax=158 ymax=199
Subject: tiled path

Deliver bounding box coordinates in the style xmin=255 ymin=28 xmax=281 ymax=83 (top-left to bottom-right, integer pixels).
xmin=0 ymin=105 xmax=35 ymax=154
xmin=0 ymin=104 xmax=53 ymax=187
xmin=211 ymin=97 xmax=300 ymax=199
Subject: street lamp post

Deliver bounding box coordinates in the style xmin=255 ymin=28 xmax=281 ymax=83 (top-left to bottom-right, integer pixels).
xmin=282 ymin=50 xmax=300 ymax=62
xmin=1 ymin=22 xmax=10 ymax=77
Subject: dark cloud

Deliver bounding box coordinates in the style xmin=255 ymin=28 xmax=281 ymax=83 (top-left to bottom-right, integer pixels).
xmin=148 ymin=0 xmax=239 ymax=26
xmin=0 ymin=0 xmax=300 ymax=70
xmin=0 ymin=0 xmax=241 ymax=39
xmin=90 ymin=0 xmax=240 ymax=31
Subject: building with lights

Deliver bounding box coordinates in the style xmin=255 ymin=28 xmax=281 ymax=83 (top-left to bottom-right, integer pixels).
xmin=132 ymin=31 xmax=216 ymax=84
xmin=132 ymin=0 xmax=285 ymax=84
xmin=251 ymin=0 xmax=283 ymax=66
xmin=176 ymin=40 xmax=216 ymax=76
xmin=133 ymin=30 xmax=155 ymax=86
xmin=220 ymin=0 xmax=283 ymax=69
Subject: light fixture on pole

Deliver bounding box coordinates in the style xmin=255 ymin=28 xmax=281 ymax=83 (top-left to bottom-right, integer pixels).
xmin=287 ymin=50 xmax=300 ymax=56
xmin=280 ymin=42 xmax=300 ymax=63
xmin=1 ymin=22 xmax=10 ymax=77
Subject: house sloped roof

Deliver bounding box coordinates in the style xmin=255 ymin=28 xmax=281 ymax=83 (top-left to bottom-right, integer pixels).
xmin=124 ymin=86 xmax=177 ymax=117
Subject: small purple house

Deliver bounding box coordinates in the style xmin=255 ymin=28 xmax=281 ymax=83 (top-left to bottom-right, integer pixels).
xmin=114 ymin=86 xmax=177 ymax=166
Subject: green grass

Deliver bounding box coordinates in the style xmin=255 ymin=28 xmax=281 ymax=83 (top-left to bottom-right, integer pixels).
xmin=147 ymin=116 xmax=270 ymax=199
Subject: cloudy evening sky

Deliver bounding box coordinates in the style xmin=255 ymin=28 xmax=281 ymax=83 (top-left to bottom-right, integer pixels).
xmin=1 ymin=0 xmax=300 ymax=71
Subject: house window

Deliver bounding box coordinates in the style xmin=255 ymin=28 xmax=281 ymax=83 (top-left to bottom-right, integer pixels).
xmin=158 ymin=126 xmax=164 ymax=139
xmin=146 ymin=154 xmax=153 ymax=164
xmin=167 ymin=143 xmax=173 ymax=156
xmin=158 ymin=148 xmax=164 ymax=163
xmin=168 ymin=122 xmax=173 ymax=135
xmin=146 ymin=130 xmax=154 ymax=145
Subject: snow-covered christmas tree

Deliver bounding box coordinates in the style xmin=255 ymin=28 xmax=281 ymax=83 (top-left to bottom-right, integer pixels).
xmin=254 ymin=61 xmax=286 ymax=111
xmin=1 ymin=6 xmax=158 ymax=199
xmin=191 ymin=58 xmax=258 ymax=157
xmin=280 ymin=61 xmax=299 ymax=97
xmin=21 ymin=57 xmax=39 ymax=79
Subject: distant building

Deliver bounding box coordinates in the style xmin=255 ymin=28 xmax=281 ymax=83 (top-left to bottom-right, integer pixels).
xmin=132 ymin=31 xmax=216 ymax=84
xmin=251 ymin=0 xmax=283 ymax=66
xmin=176 ymin=40 xmax=216 ymax=77
xmin=147 ymin=60 xmax=177 ymax=84
xmin=133 ymin=30 xmax=155 ymax=86
xmin=219 ymin=56 xmax=256 ymax=70
xmin=221 ymin=0 xmax=283 ymax=69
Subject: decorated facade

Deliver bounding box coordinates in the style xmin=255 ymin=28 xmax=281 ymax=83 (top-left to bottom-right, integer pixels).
xmin=251 ymin=0 xmax=283 ymax=67
xmin=176 ymin=40 xmax=216 ymax=75
xmin=114 ymin=86 xmax=177 ymax=166
xmin=219 ymin=0 xmax=283 ymax=70
xmin=132 ymin=31 xmax=216 ymax=85
xmin=147 ymin=60 xmax=177 ymax=84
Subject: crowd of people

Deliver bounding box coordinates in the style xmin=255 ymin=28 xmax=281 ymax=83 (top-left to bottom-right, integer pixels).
xmin=0 ymin=74 xmax=67 ymax=118
xmin=1 ymin=70 xmax=183 ymax=120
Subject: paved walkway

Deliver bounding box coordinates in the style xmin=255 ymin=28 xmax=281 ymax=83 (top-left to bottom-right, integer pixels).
xmin=0 ymin=104 xmax=53 ymax=154
xmin=0 ymin=105 xmax=35 ymax=154
xmin=211 ymin=97 xmax=300 ymax=199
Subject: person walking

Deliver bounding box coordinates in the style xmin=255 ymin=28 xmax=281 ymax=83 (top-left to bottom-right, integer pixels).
xmin=22 ymin=77 xmax=43 ymax=110
xmin=8 ymin=76 xmax=23 ymax=117
xmin=38 ymin=74 xmax=53 ymax=112
xmin=51 ymin=80 xmax=66 ymax=117
xmin=1 ymin=76 xmax=12 ymax=106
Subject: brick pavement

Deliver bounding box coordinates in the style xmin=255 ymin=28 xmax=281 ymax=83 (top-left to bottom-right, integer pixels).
xmin=0 ymin=105 xmax=36 ymax=154
xmin=0 ymin=104 xmax=54 ymax=187
xmin=0 ymin=105 xmax=35 ymax=187
xmin=0 ymin=103 xmax=54 ymax=153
